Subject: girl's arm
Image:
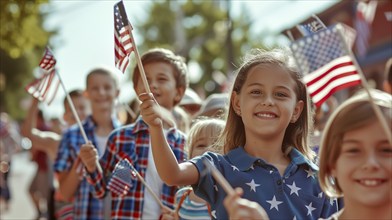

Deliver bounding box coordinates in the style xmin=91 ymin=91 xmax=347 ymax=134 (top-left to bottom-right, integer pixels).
xmin=139 ymin=93 xmax=198 ymax=186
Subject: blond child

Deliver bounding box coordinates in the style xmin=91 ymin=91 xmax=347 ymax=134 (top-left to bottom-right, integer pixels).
xmin=140 ymin=48 xmax=340 ymax=219
xmin=174 ymin=118 xmax=225 ymax=220
xmin=82 ymin=48 xmax=188 ymax=219
xmin=318 ymin=89 xmax=392 ymax=220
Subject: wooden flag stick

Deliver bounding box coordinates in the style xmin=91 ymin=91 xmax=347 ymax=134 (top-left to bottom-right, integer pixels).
xmin=202 ymin=159 xmax=235 ymax=195
xmin=127 ymin=24 xmax=151 ymax=94
xmin=122 ymin=103 xmax=137 ymax=119
xmin=126 ymin=161 xmax=172 ymax=212
xmin=336 ymin=24 xmax=392 ymax=145
xmin=54 ymin=69 xmax=88 ymax=143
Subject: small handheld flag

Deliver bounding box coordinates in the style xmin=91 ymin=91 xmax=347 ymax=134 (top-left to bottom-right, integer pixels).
xmin=114 ymin=0 xmax=134 ymax=73
xmin=25 ymin=69 xmax=60 ymax=105
xmin=290 ymin=24 xmax=361 ymax=107
xmin=107 ymin=158 xmax=136 ymax=196
xmin=113 ymin=1 xmax=151 ymax=95
xmin=39 ymin=47 xmax=57 ymax=71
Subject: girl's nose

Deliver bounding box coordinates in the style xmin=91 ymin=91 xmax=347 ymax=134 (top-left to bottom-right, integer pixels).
xmin=261 ymin=95 xmax=274 ymax=106
xmin=362 ymin=153 xmax=380 ymax=171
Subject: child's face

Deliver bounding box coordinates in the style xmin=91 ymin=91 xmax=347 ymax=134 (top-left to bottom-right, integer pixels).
xmin=190 ymin=133 xmax=216 ymax=158
xmin=135 ymin=62 xmax=182 ymax=111
xmin=63 ymin=96 xmax=90 ymax=125
xmin=232 ymin=65 xmax=303 ymax=139
xmin=331 ymin=121 xmax=392 ymax=207
xmin=85 ymin=73 xmax=119 ymax=112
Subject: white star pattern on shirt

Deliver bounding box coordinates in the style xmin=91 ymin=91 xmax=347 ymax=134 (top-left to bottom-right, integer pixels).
xmin=329 ymin=197 xmax=335 ymax=206
xmin=213 ymin=184 xmax=218 ymax=191
xmin=293 ymin=216 xmax=297 ymax=220
xmin=318 ymin=192 xmax=323 ymax=198
xmin=305 ymin=202 xmax=316 ymax=216
xmin=249 ymin=164 xmax=255 ymax=170
xmin=286 ymin=181 xmax=301 ymax=196
xmin=231 ymin=165 xmax=239 ymax=171
xmin=211 ymin=210 xmax=216 ymax=219
xmin=304 ymin=168 xmax=316 ymax=178
xmin=266 ymin=195 xmax=283 ymax=211
xmin=269 ymin=170 xmax=273 ymax=174
xmin=246 ymin=179 xmax=261 ymax=192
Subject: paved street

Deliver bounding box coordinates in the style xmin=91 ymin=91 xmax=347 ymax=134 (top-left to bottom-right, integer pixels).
xmin=1 ymin=151 xmax=37 ymax=220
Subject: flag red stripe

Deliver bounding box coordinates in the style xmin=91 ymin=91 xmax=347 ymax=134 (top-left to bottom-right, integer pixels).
xmin=47 ymin=77 xmax=61 ymax=105
xmin=41 ymin=71 xmax=56 ymax=100
xmin=314 ymin=80 xmax=362 ymax=107
xmin=306 ymin=61 xmax=354 ymax=86
xmin=308 ymin=71 xmax=359 ymax=97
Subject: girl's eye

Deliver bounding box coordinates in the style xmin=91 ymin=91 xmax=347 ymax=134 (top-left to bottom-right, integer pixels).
xmin=275 ymin=92 xmax=288 ymax=97
xmin=380 ymin=147 xmax=392 ymax=154
xmin=158 ymin=77 xmax=167 ymax=82
xmin=250 ymin=90 xmax=261 ymax=95
xmin=196 ymin=144 xmax=207 ymax=149
xmin=342 ymin=146 xmax=360 ymax=154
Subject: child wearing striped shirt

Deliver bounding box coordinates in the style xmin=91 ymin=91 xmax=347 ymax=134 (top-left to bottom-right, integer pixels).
xmin=173 ymin=118 xmax=225 ymax=220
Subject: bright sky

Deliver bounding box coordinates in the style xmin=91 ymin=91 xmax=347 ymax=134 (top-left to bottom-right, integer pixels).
xmin=40 ymin=0 xmax=337 ymax=119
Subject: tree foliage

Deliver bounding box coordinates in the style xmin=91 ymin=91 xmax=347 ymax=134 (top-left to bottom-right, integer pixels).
xmin=135 ymin=0 xmax=267 ymax=95
xmin=0 ymin=0 xmax=53 ymax=119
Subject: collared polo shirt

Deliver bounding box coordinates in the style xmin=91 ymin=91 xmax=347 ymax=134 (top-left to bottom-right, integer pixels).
xmin=190 ymin=147 xmax=340 ymax=220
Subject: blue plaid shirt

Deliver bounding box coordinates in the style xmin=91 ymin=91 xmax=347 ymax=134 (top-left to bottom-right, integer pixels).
xmin=86 ymin=117 xmax=187 ymax=219
xmin=191 ymin=147 xmax=341 ymax=220
xmin=53 ymin=115 xmax=121 ymax=220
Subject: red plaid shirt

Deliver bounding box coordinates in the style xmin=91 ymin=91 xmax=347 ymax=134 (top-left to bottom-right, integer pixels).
xmin=87 ymin=117 xmax=187 ymax=219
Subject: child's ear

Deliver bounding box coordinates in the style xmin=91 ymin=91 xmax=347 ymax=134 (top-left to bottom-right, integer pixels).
xmin=232 ymin=91 xmax=241 ymax=115
xmin=175 ymin=87 xmax=185 ymax=103
xmin=291 ymin=100 xmax=304 ymax=123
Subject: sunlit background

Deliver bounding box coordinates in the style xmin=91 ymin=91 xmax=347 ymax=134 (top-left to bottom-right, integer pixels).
xmin=2 ymin=1 xmax=391 ymax=122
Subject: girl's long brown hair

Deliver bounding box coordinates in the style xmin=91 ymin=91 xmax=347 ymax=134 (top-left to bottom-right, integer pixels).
xmin=214 ymin=48 xmax=315 ymax=160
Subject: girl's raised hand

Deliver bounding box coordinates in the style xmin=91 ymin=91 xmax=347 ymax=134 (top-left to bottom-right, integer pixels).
xmin=224 ymin=187 xmax=269 ymax=220
xmin=139 ymin=93 xmax=162 ymax=128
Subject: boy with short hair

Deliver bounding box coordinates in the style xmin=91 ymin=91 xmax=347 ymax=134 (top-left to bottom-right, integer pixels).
xmin=81 ymin=48 xmax=188 ymax=219
xmin=54 ymin=67 xmax=121 ymax=219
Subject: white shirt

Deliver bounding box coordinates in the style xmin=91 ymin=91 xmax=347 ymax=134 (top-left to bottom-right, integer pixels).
xmin=142 ymin=136 xmax=165 ymax=219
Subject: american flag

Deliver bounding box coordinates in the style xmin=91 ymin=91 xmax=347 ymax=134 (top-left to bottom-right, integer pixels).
xmin=290 ymin=24 xmax=361 ymax=107
xmin=114 ymin=1 xmax=134 ymax=73
xmin=25 ymin=48 xmax=60 ymax=104
xmin=39 ymin=47 xmax=57 ymax=71
xmin=107 ymin=158 xmax=135 ymax=196
xmin=25 ymin=69 xmax=61 ymax=105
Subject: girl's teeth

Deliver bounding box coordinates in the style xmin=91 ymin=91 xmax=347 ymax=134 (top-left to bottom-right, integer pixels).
xmin=359 ymin=180 xmax=381 ymax=186
xmin=257 ymin=113 xmax=275 ymax=118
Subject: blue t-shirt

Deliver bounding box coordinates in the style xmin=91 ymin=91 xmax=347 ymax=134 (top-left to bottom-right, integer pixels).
xmin=190 ymin=147 xmax=340 ymax=220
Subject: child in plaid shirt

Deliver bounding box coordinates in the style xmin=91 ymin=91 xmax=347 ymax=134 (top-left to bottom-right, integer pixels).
xmin=54 ymin=67 xmax=121 ymax=219
xmin=81 ymin=48 xmax=188 ymax=219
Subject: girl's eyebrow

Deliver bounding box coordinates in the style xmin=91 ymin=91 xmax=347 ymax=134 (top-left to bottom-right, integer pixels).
xmin=247 ymin=82 xmax=291 ymax=91
xmin=341 ymin=139 xmax=360 ymax=144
